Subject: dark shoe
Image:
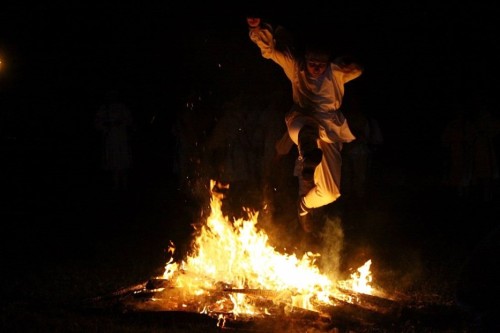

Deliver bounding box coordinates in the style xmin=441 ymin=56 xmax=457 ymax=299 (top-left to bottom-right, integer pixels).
xmin=302 ymin=148 xmax=323 ymax=181
xmin=299 ymin=212 xmax=315 ymax=233
xmin=298 ymin=199 xmax=314 ymax=233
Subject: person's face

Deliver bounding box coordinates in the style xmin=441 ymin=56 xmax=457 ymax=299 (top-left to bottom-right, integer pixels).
xmin=305 ymin=50 xmax=329 ymax=78
xmin=306 ymin=60 xmax=328 ymax=78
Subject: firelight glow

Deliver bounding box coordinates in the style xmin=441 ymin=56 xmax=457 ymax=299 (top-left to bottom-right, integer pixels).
xmin=160 ymin=180 xmax=375 ymax=316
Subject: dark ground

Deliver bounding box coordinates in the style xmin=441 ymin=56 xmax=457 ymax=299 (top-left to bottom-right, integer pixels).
xmin=1 ymin=135 xmax=499 ymax=332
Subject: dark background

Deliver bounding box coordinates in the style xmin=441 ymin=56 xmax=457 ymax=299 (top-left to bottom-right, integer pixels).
xmin=2 ymin=2 xmax=500 ymax=213
xmin=1 ymin=2 xmax=499 ymax=252
xmin=2 ymin=2 xmax=500 ymax=141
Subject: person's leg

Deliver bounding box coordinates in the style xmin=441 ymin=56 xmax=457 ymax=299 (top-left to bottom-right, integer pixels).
xmin=298 ymin=141 xmax=342 ymax=233
xmin=288 ymin=115 xmax=321 ymax=232
xmin=287 ymin=111 xmax=341 ymax=234
xmin=302 ymin=141 xmax=342 ymax=209
xmin=298 ymin=125 xmax=323 ymax=181
xmin=286 ymin=112 xmax=322 ymax=182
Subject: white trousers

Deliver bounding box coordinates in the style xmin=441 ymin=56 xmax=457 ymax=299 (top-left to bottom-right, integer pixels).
xmin=286 ymin=110 xmax=345 ymax=209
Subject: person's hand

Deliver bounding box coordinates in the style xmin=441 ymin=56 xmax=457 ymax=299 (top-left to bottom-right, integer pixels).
xmin=246 ymin=17 xmax=261 ymax=28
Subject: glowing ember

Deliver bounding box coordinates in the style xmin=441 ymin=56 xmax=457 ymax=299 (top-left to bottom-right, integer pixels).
xmin=158 ymin=180 xmax=376 ymax=317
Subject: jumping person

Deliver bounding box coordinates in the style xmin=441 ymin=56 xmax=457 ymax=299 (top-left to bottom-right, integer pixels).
xmin=246 ymin=17 xmax=363 ymax=233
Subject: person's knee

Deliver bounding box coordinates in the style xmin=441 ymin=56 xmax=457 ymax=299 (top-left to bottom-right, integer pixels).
xmin=298 ymin=124 xmax=319 ymax=143
xmin=298 ymin=125 xmax=321 ymax=157
xmin=317 ymin=188 xmax=340 ymax=205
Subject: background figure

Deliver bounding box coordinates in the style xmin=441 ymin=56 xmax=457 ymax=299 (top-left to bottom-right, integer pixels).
xmin=250 ymin=89 xmax=300 ymax=241
xmin=341 ymin=94 xmax=371 ymax=206
xmin=441 ymin=107 xmax=475 ymax=198
xmin=204 ymin=94 xmax=261 ymax=216
xmin=366 ymin=114 xmax=384 ymax=176
xmin=469 ymin=107 xmax=500 ymax=202
xmin=95 ymin=90 xmax=135 ymax=191
xmin=171 ymin=91 xmax=212 ymax=200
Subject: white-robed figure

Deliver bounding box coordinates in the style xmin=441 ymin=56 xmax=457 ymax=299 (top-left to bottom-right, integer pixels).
xmin=95 ymin=90 xmax=134 ymax=191
xmin=247 ymin=17 xmax=363 ymax=233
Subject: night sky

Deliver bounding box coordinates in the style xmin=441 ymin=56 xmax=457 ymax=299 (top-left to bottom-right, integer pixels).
xmin=1 ymin=2 xmax=500 ymax=160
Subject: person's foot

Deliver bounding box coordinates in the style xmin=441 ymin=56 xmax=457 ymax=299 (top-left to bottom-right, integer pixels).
xmin=301 ymin=148 xmax=322 ymax=181
xmin=298 ymin=212 xmax=315 ymax=233
xmin=298 ymin=198 xmax=315 ymax=233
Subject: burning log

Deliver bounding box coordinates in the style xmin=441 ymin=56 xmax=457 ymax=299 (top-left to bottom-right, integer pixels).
xmin=216 ymin=285 xmax=404 ymax=330
xmin=83 ymin=281 xmax=149 ymax=306
xmin=221 ymin=288 xmax=285 ymax=297
xmin=145 ymin=277 xmax=172 ymax=290
xmin=132 ymin=281 xmax=397 ymax=316
xmin=84 ymin=279 xmax=477 ymax=332
xmin=313 ymin=297 xmax=399 ymax=330
xmin=334 ymin=288 xmax=402 ymax=316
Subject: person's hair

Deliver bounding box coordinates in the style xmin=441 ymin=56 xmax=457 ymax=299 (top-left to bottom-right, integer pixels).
xmin=300 ymin=33 xmax=332 ymax=66
xmin=304 ymin=43 xmax=331 ymax=61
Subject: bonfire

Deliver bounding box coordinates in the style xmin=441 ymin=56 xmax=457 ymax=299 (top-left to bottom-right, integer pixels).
xmin=130 ymin=180 xmax=385 ymax=325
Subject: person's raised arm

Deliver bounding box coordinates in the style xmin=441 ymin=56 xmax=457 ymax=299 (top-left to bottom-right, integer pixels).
xmin=245 ymin=17 xmax=296 ymax=79
xmin=334 ymin=56 xmax=364 ymax=82
xmin=246 ymin=17 xmax=275 ymax=60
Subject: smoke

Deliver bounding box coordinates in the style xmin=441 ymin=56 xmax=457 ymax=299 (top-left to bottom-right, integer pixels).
xmin=319 ymin=215 xmax=344 ymax=281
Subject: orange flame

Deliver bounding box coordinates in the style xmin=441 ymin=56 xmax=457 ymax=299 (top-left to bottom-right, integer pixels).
xmin=160 ymin=180 xmax=375 ymax=315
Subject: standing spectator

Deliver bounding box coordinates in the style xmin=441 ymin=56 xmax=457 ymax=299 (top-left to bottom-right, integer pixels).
xmin=204 ymin=93 xmax=261 ymax=213
xmin=341 ymin=94 xmax=371 ymax=204
xmin=470 ymin=107 xmax=500 ymax=202
xmin=95 ymin=90 xmax=135 ymax=191
xmin=366 ymin=114 xmax=384 ymax=174
xmin=441 ymin=107 xmax=475 ymax=198
xmin=171 ymin=93 xmax=208 ymax=197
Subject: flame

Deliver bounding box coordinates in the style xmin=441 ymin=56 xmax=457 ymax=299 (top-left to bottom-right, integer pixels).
xmin=337 ymin=259 xmax=373 ymax=295
xmin=159 ymin=180 xmax=375 ymax=316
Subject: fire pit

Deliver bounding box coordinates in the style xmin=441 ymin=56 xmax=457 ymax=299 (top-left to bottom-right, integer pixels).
xmin=86 ymin=277 xmax=474 ymax=332
xmin=84 ymin=181 xmax=477 ymax=332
